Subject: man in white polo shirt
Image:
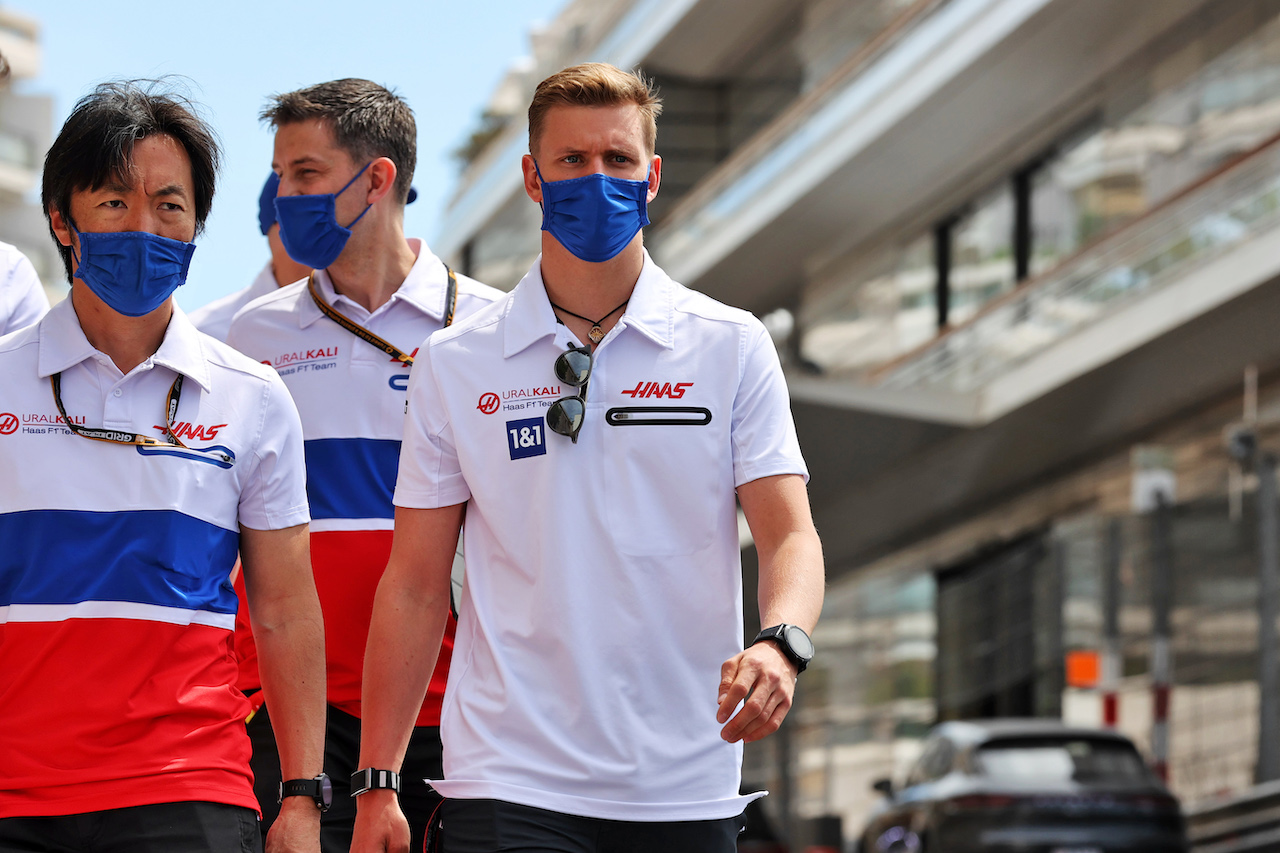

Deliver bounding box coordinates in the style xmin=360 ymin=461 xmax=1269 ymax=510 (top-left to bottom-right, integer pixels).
xmin=353 ymin=63 xmax=825 ymax=853
xmin=0 ymin=50 xmax=49 ymax=336
xmin=0 ymin=241 xmax=49 ymax=335
xmin=0 ymin=81 xmax=326 ymax=852
xmin=187 ymin=172 xmax=310 ymax=342
xmin=224 ymin=78 xmax=501 ymax=853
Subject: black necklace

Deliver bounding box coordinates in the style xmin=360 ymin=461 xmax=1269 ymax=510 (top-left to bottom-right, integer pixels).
xmin=548 ymin=298 xmax=629 ymax=345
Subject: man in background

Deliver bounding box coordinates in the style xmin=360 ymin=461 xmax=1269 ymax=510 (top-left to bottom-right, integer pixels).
xmin=0 ymin=48 xmax=48 ymax=335
xmin=225 ymin=78 xmax=501 ymax=853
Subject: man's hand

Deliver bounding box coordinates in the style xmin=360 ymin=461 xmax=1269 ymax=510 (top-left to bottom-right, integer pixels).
xmin=351 ymin=790 xmax=411 ymax=853
xmin=716 ymin=640 xmax=798 ymax=743
xmin=265 ymin=797 xmax=321 ymax=853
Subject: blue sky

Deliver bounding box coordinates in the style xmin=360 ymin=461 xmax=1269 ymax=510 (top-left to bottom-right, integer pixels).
xmin=8 ymin=0 xmax=564 ymax=310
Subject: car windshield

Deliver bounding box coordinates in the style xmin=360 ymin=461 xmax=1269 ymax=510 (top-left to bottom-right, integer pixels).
xmin=974 ymin=738 xmax=1151 ymax=783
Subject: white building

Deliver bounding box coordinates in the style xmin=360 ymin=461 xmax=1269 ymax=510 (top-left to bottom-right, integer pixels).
xmin=0 ymin=7 xmax=56 ymax=303
xmin=440 ymin=0 xmax=1280 ymax=844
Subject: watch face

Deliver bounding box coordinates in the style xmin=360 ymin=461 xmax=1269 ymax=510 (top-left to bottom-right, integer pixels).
xmin=319 ymin=773 xmax=333 ymax=807
xmin=784 ymin=625 xmax=814 ymax=661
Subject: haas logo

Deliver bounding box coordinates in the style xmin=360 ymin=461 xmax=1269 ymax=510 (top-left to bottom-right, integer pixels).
xmin=620 ymin=381 xmax=693 ymax=399
xmin=154 ymin=421 xmax=228 ymax=441
xmin=477 ymin=393 xmax=501 ymax=415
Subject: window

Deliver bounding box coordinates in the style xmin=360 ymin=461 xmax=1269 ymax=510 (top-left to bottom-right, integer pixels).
xmin=949 ymin=185 xmax=1016 ymax=324
xmin=798 ymin=233 xmax=937 ymax=376
xmin=975 ymin=738 xmax=1150 ymax=783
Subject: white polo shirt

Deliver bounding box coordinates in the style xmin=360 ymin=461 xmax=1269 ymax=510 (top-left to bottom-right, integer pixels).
xmin=395 ymin=251 xmax=808 ymax=821
xmin=226 ymin=238 xmax=502 ymax=724
xmin=0 ymin=241 xmax=50 ymax=336
xmin=0 ymin=297 xmax=308 ymax=818
xmin=188 ymin=261 xmax=290 ymax=342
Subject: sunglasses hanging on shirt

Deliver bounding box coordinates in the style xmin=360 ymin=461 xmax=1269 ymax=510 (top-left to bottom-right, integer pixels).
xmin=546 ymin=343 xmax=593 ymax=444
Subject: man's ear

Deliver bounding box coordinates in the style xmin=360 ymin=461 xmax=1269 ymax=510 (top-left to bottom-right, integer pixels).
xmin=646 ymin=155 xmax=661 ymax=204
xmin=366 ymin=157 xmax=399 ymax=206
xmin=48 ymin=207 xmax=74 ymax=247
xmin=522 ymin=154 xmax=543 ymax=204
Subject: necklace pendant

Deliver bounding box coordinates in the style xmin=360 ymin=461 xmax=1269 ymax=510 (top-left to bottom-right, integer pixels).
xmin=588 ymin=325 xmax=605 ymax=345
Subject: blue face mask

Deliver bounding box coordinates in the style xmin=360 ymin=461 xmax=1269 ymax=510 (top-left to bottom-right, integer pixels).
xmin=535 ymin=161 xmax=651 ymax=263
xmin=72 ymin=229 xmax=196 ymax=318
xmin=273 ymin=162 xmax=373 ymax=269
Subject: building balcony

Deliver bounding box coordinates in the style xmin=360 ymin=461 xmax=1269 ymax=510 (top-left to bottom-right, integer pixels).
xmin=798 ymin=130 xmax=1280 ymax=427
xmin=792 ymin=127 xmax=1280 ymax=568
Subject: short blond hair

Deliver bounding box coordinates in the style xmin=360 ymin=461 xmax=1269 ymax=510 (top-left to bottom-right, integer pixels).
xmin=528 ymin=63 xmax=662 ymax=158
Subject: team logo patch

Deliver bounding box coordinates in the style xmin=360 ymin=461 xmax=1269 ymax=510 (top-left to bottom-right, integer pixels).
xmin=506 ymin=417 xmax=547 ymax=460
xmin=620 ymin=381 xmax=693 ymax=399
xmin=152 ymin=421 xmax=228 ymax=441
xmin=266 ymin=346 xmax=340 ymax=377
xmin=9 ymin=412 xmax=88 ymax=436
xmin=477 ymin=393 xmax=500 ymax=415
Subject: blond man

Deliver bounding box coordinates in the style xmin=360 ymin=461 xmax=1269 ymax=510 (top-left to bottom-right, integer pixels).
xmin=353 ymin=63 xmax=824 ymax=853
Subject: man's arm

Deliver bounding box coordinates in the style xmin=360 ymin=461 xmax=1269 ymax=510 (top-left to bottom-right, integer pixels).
xmin=351 ymin=503 xmax=465 ymax=853
xmin=717 ymin=473 xmax=824 ymax=743
xmin=240 ymin=523 xmax=327 ymax=853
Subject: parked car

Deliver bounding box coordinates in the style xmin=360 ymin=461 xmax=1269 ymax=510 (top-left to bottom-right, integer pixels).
xmin=853 ymin=719 xmax=1188 ymax=853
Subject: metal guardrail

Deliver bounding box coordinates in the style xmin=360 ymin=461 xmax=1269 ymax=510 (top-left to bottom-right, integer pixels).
xmin=878 ymin=132 xmax=1280 ymax=394
xmin=1188 ymin=779 xmax=1280 ymax=853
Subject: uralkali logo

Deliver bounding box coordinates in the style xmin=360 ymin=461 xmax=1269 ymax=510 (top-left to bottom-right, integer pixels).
xmin=477 ymin=393 xmax=500 ymax=415
xmin=0 ymin=413 xmax=17 ymax=435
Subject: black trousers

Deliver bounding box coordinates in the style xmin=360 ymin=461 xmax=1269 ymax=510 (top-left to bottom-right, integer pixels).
xmin=0 ymin=801 xmax=260 ymax=853
xmin=248 ymin=700 xmax=443 ymax=853
xmin=440 ymin=799 xmax=744 ymax=853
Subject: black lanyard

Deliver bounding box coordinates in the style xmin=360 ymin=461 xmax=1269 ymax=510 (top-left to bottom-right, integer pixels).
xmin=50 ymin=371 xmax=187 ymax=448
xmin=307 ymin=264 xmax=458 ymax=365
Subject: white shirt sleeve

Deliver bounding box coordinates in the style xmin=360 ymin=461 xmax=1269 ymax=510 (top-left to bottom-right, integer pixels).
xmin=0 ymin=247 xmax=50 ymax=336
xmin=394 ymin=339 xmax=471 ymax=509
xmin=731 ymin=321 xmax=809 ymax=487
xmin=237 ymin=371 xmax=311 ymax=530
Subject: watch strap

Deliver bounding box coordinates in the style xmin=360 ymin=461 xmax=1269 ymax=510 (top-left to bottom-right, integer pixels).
xmin=751 ymin=623 xmax=812 ymax=673
xmin=351 ymin=767 xmax=401 ymax=797
xmin=279 ymin=775 xmax=331 ymax=812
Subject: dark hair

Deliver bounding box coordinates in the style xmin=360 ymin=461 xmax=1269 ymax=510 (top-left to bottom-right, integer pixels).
xmin=42 ymin=79 xmax=221 ymax=282
xmin=262 ymin=79 xmax=416 ymax=204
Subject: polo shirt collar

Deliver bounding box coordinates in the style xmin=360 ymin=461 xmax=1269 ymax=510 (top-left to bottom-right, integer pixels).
xmin=299 ymin=238 xmax=450 ymax=329
xmin=37 ymin=296 xmax=214 ymax=391
xmin=503 ymin=249 xmax=676 ymax=359
xmin=617 ymin=250 xmax=676 ymax=350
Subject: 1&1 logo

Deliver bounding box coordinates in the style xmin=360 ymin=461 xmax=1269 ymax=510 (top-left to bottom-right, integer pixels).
xmin=477 ymin=393 xmax=500 ymax=415
xmin=0 ymin=413 xmax=18 ymax=435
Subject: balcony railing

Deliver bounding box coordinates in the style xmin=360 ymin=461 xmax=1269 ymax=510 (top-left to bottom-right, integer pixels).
xmin=876 ymin=131 xmax=1280 ymax=394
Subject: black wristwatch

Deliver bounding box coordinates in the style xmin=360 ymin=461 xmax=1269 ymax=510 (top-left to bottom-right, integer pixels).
xmin=279 ymin=773 xmax=332 ymax=812
xmin=350 ymin=767 xmax=402 ymax=797
xmin=751 ymin=624 xmax=814 ymax=673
